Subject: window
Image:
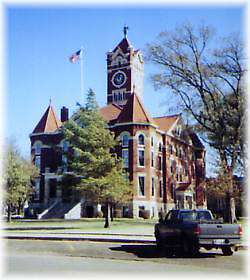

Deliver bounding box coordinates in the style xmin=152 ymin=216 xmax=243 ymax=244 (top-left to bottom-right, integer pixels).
xmin=35 ymin=156 xmax=41 ymax=169
xmin=138 ymin=176 xmax=145 ymax=196
xmin=34 ymin=142 xmax=42 ymax=155
xmin=151 ymin=151 xmax=154 ymax=167
xmin=159 ymin=180 xmax=163 ymax=198
xmin=34 ymin=179 xmax=40 ymax=200
xmin=180 ymin=167 xmax=183 ymax=182
xmin=122 ymin=134 xmax=129 ymax=147
xmin=151 ymin=177 xmax=155 ymax=196
xmin=122 ymin=149 xmax=129 ymax=168
xmin=151 ymin=137 xmax=154 ymax=147
xmin=170 ymin=159 xmax=174 ymax=174
xmin=176 ymin=166 xmax=179 ymax=181
xmin=176 ymin=146 xmax=178 ymax=157
xmin=159 ymin=143 xmax=162 ymax=152
xmin=169 ymin=144 xmax=173 ymax=154
xmin=138 ymin=149 xmax=144 ymax=167
xmin=62 ymin=141 xmax=69 ymax=152
xmin=138 ymin=134 xmax=144 ymax=145
xmin=158 ymin=156 xmax=162 ymax=171
xmin=185 ymin=162 xmax=189 ymax=176
xmin=170 ymin=182 xmax=175 ymax=199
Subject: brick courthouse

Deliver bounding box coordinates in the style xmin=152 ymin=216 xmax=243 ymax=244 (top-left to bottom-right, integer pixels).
xmin=29 ymin=31 xmax=206 ymax=219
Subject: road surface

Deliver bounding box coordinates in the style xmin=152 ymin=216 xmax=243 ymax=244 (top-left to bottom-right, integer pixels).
xmin=3 ymin=239 xmax=247 ymax=277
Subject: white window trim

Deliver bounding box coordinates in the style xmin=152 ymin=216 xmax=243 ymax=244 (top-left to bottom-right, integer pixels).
xmin=122 ymin=148 xmax=129 ymax=168
xmin=138 ymin=148 xmax=145 ymax=167
xmin=138 ymin=174 xmax=146 ymax=197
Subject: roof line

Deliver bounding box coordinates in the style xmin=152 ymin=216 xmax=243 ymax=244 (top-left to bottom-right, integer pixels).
xmin=153 ymin=113 xmax=181 ymax=119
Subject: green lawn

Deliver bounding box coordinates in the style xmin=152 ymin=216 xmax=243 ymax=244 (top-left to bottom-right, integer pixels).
xmin=3 ymin=218 xmax=156 ymax=235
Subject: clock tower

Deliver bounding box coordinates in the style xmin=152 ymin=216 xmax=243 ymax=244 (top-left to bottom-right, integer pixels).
xmin=107 ymin=26 xmax=144 ymax=105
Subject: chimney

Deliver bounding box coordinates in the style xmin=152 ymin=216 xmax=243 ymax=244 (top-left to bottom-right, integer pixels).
xmin=61 ymin=106 xmax=69 ymax=122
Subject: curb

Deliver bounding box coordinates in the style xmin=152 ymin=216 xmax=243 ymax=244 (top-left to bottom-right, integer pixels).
xmin=3 ymin=235 xmax=154 ymax=244
xmin=3 ymin=235 xmax=248 ymax=250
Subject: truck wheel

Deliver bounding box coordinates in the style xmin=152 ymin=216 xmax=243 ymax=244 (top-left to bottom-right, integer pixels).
xmin=155 ymin=233 xmax=163 ymax=250
xmin=182 ymin=240 xmax=199 ymax=256
xmin=222 ymin=246 xmax=233 ymax=256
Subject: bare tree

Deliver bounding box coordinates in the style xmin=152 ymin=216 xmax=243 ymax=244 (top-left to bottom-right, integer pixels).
xmin=146 ymin=23 xmax=245 ymax=223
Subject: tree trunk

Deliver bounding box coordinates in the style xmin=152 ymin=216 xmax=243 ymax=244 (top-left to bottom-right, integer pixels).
xmin=225 ymin=192 xmax=237 ymax=223
xmin=7 ymin=205 xmax=11 ymax=223
xmin=104 ymin=201 xmax=110 ymax=228
xmin=110 ymin=204 xmax=114 ymax=222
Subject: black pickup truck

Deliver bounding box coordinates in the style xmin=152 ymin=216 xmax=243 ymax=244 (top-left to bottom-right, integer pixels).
xmin=155 ymin=209 xmax=243 ymax=256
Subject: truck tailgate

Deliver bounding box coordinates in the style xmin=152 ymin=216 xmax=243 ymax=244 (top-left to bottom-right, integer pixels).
xmin=199 ymin=223 xmax=240 ymax=238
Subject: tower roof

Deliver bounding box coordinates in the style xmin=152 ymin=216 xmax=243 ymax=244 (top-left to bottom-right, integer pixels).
xmin=112 ymin=37 xmax=132 ymax=53
xmin=99 ymin=103 xmax=122 ymax=123
xmin=32 ymin=104 xmax=62 ymax=134
xmin=117 ymin=93 xmax=155 ymax=125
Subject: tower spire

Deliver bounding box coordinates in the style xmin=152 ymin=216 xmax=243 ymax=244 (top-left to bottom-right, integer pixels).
xmin=123 ymin=25 xmax=129 ymax=38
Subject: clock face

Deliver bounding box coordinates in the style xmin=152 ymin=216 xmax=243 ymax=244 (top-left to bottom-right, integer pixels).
xmin=112 ymin=71 xmax=126 ymax=87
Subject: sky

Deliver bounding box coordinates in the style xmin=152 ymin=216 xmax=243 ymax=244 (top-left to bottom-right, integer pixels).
xmin=6 ymin=4 xmax=245 ymax=175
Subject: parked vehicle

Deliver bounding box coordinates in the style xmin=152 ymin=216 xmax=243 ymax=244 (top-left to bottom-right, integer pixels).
xmin=155 ymin=209 xmax=242 ymax=256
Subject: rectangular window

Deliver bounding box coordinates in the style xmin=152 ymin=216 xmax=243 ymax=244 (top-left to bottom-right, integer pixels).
xmin=35 ymin=156 xmax=41 ymax=169
xmin=170 ymin=160 xmax=174 ymax=174
xmin=151 ymin=151 xmax=154 ymax=167
xmin=34 ymin=179 xmax=40 ymax=200
xmin=151 ymin=177 xmax=155 ymax=196
xmin=138 ymin=176 xmax=145 ymax=196
xmin=170 ymin=183 xmax=175 ymax=199
xmin=185 ymin=162 xmax=188 ymax=176
xmin=159 ymin=180 xmax=163 ymax=198
xmin=138 ymin=149 xmax=144 ymax=167
xmin=122 ymin=149 xmax=129 ymax=168
xmin=176 ymin=166 xmax=179 ymax=181
xmin=151 ymin=137 xmax=154 ymax=147
xmin=158 ymin=156 xmax=162 ymax=171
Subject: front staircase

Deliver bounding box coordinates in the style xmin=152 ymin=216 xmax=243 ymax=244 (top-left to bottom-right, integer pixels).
xmin=38 ymin=201 xmax=80 ymax=219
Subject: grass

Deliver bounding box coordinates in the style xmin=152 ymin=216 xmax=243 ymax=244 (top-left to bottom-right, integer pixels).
xmin=3 ymin=218 xmax=157 ymax=235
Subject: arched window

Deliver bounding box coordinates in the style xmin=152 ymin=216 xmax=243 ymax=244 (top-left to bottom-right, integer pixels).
xmin=138 ymin=134 xmax=144 ymax=145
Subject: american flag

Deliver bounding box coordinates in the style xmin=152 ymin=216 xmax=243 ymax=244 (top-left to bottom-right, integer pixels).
xmin=69 ymin=49 xmax=82 ymax=63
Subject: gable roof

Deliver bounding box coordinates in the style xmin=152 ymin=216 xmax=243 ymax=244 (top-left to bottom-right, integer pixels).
xmin=99 ymin=103 xmax=122 ymax=123
xmin=153 ymin=114 xmax=180 ymax=132
xmin=117 ymin=93 xmax=155 ymax=125
xmin=32 ymin=105 xmax=62 ymax=134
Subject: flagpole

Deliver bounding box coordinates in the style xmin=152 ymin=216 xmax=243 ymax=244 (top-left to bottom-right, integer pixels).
xmin=80 ymin=46 xmax=84 ymax=103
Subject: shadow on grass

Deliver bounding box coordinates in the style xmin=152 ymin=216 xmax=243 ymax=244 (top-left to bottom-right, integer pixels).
xmin=110 ymin=244 xmax=220 ymax=259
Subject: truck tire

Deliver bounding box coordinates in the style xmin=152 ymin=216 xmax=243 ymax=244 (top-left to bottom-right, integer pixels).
xmin=155 ymin=232 xmax=163 ymax=250
xmin=222 ymin=246 xmax=233 ymax=256
xmin=182 ymin=239 xmax=199 ymax=256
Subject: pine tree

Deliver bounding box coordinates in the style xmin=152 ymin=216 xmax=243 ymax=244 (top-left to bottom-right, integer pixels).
xmin=62 ymin=89 xmax=131 ymax=227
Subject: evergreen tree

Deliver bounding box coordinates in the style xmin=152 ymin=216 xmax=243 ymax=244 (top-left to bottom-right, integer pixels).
xmin=3 ymin=143 xmax=38 ymax=222
xmin=62 ymin=89 xmax=131 ymax=227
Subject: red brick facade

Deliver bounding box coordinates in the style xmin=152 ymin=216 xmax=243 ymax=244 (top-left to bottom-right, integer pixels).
xmin=29 ymin=33 xmax=206 ymax=219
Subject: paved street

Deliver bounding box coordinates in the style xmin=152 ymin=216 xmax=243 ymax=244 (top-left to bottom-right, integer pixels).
xmin=4 ymin=239 xmax=247 ymax=277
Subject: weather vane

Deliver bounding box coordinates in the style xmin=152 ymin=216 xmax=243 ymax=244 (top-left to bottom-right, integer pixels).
xmin=123 ymin=25 xmax=129 ymax=38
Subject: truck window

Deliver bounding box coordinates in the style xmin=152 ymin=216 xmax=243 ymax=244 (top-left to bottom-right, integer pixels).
xmin=179 ymin=211 xmax=196 ymax=221
xmin=197 ymin=211 xmax=212 ymax=220
xmin=165 ymin=210 xmax=178 ymax=222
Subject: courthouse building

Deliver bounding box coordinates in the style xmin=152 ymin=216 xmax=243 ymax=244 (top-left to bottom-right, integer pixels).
xmin=29 ymin=30 xmax=206 ymax=219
